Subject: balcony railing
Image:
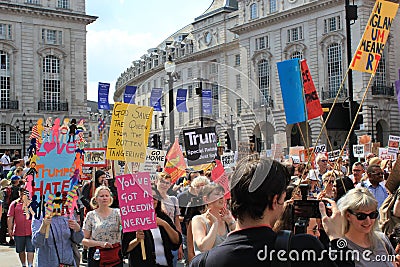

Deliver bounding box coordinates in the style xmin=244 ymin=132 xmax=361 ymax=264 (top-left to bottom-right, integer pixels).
xmin=38 ymin=101 xmax=68 ymax=111
xmin=371 ymin=84 xmax=394 ymax=96
xmin=321 ymin=88 xmax=348 ymax=100
xmin=0 ymin=100 xmax=19 ymax=110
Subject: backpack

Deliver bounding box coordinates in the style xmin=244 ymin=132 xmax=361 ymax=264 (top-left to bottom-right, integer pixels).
xmin=2 ymin=186 xmax=12 ymax=210
xmin=379 ymin=188 xmax=400 ymax=235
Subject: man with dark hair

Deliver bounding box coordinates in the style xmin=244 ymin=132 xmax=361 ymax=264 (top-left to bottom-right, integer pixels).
xmin=358 ymin=164 xmax=388 ymax=209
xmin=190 ymin=155 xmax=354 ymax=267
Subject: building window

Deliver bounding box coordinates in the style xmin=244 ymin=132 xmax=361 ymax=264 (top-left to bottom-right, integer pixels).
xmin=26 ymin=0 xmax=40 ymax=4
xmin=209 ymin=64 xmax=218 ymax=74
xmin=0 ymin=24 xmax=12 ymax=40
xmin=373 ymin=53 xmax=386 ymax=88
xmin=324 ymin=16 xmax=341 ymax=33
xmin=57 ymin=0 xmax=69 ymax=9
xmin=0 ymin=124 xmax=6 ymax=144
xmin=189 ymin=107 xmax=194 ymax=123
xmin=188 ymin=85 xmax=193 ymax=99
xmin=161 ymin=94 xmax=165 ymax=107
xmin=250 ymin=3 xmax=258 ymax=19
xmin=153 ymin=79 xmax=157 ymax=88
xmin=42 ymin=29 xmax=62 ymax=45
xmin=212 ymin=83 xmax=219 ymax=118
xmin=327 ymin=43 xmax=343 ymax=97
xmin=236 ymin=74 xmax=241 ymax=89
xmin=287 ymin=26 xmax=303 ymax=43
xmin=256 ymin=36 xmax=268 ymax=50
xmin=10 ymin=128 xmax=20 ymax=145
xmin=235 ymin=54 xmax=241 ymax=66
xmin=42 ymin=55 xmax=61 ymax=110
xmin=258 ymin=59 xmax=270 ymax=105
xmin=179 ymin=112 xmax=184 ymax=125
xmin=236 ymin=99 xmax=242 ymax=116
xmin=0 ymin=51 xmax=10 ymax=109
xmin=187 ymin=68 xmax=193 ymax=78
xmin=270 ymin=0 xmax=277 ymax=13
xmin=154 ymin=114 xmax=158 ymax=130
xmin=291 ymin=51 xmax=303 ymax=59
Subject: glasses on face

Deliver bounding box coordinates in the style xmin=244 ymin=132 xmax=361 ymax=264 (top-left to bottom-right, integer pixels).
xmin=348 ymin=209 xmax=379 ymax=220
xmin=320 ymin=160 xmax=328 ymax=163
xmin=352 ymin=169 xmax=362 ymax=172
xmin=370 ymin=172 xmax=384 ymax=177
xmin=159 ymin=179 xmax=171 ymax=185
xmin=324 ymin=180 xmax=335 ymax=184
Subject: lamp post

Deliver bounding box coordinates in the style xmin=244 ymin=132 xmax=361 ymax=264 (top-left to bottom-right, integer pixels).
xmin=224 ymin=111 xmax=238 ymax=151
xmin=160 ymin=113 xmax=167 ymax=149
xmin=15 ymin=113 xmax=33 ymax=157
xmin=165 ymin=55 xmax=177 ymax=142
xmin=194 ymin=78 xmax=208 ymax=128
xmin=368 ymin=105 xmax=378 ymax=143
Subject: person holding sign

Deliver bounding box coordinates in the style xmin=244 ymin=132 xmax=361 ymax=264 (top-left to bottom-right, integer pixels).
xmin=121 ymin=187 xmax=182 ymax=267
xmin=31 ymin=202 xmax=82 ymax=267
xmin=82 ymin=186 xmax=122 ymax=267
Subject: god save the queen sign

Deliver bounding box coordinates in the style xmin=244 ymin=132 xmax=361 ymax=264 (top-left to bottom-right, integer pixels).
xmin=183 ymin=127 xmax=218 ymax=166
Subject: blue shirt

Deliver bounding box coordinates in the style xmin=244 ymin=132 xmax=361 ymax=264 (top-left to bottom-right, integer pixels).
xmin=32 ymin=216 xmax=83 ymax=267
xmin=357 ymin=180 xmax=388 ymax=209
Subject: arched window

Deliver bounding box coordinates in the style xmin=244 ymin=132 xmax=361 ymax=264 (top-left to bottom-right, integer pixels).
xmin=0 ymin=50 xmax=10 ymax=109
xmin=327 ymin=43 xmax=342 ymax=98
xmin=373 ymin=53 xmax=386 ymax=90
xmin=250 ymin=3 xmax=258 ymax=19
xmin=42 ymin=55 xmax=61 ymax=110
xmin=291 ymin=51 xmax=303 ymax=59
xmin=258 ymin=59 xmax=270 ymax=106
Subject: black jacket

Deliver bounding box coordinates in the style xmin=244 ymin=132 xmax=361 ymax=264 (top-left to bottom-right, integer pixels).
xmin=121 ymin=211 xmax=182 ymax=267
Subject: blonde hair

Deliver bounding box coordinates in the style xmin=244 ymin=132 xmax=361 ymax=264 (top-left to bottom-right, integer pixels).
xmin=191 ymin=176 xmax=210 ymax=188
xmin=337 ymin=188 xmax=380 ymax=249
xmin=322 ymin=170 xmax=342 ymax=181
xmin=90 ymin=186 xmax=113 ymax=209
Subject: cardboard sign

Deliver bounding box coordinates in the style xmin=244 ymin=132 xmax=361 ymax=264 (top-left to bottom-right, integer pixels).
xmin=115 ymin=173 xmax=156 ymax=232
xmin=327 ymin=149 xmax=341 ymax=161
xmin=379 ymin=147 xmax=392 ymax=160
xmin=83 ymin=148 xmax=107 ymax=167
xmin=314 ymin=144 xmax=327 ymax=154
xmin=299 ymin=148 xmax=315 ymax=163
xmin=106 ymin=102 xmax=153 ymax=162
xmin=221 ymin=151 xmax=235 ymax=168
xmin=183 ymin=127 xmax=217 ymax=166
xmin=138 ymin=148 xmax=166 ymax=182
xmin=350 ymin=0 xmax=399 ymax=74
xmin=353 ymin=145 xmax=365 ymax=158
xmin=388 ymin=135 xmax=400 ymax=157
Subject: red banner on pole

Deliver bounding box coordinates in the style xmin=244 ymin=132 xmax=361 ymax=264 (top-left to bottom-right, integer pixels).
xmin=300 ymin=60 xmax=323 ymax=120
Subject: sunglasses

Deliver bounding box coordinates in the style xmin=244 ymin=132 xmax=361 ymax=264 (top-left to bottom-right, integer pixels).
xmin=370 ymin=172 xmax=384 ymax=177
xmin=348 ymin=209 xmax=379 ymax=220
xmin=320 ymin=160 xmax=328 ymax=163
xmin=324 ymin=180 xmax=335 ymax=184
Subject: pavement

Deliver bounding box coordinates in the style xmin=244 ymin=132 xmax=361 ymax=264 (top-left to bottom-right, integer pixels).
xmin=0 ymin=239 xmax=186 ymax=267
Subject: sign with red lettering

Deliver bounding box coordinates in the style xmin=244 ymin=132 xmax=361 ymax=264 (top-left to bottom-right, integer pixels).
xmin=115 ymin=173 xmax=156 ymax=232
xmin=300 ymin=60 xmax=323 ymax=120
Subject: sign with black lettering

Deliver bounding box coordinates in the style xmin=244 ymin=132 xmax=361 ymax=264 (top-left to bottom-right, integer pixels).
xmin=183 ymin=127 xmax=217 ymax=166
xmin=314 ymin=144 xmax=326 ymax=154
xmin=221 ymin=151 xmax=235 ymax=168
xmin=353 ymin=145 xmax=365 ymax=158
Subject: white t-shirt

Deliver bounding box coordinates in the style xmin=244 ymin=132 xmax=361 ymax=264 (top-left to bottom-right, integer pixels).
xmin=150 ymin=227 xmax=168 ymax=266
xmin=1 ymin=154 xmax=11 ymax=171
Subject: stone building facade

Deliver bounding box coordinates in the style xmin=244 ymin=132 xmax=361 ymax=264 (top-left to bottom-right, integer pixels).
xmin=115 ymin=0 xmax=400 ymax=153
xmin=0 ymin=0 xmax=96 ymax=154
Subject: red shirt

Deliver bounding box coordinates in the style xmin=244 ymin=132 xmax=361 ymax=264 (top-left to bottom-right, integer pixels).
xmin=7 ymin=200 xmax=32 ymax=236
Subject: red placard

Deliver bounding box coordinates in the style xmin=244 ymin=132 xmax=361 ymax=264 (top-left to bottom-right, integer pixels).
xmin=301 ymin=60 xmax=323 ymax=120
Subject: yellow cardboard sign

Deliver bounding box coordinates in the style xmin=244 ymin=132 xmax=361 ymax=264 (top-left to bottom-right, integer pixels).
xmin=350 ymin=0 xmax=398 ymax=74
xmin=106 ymin=102 xmax=153 ymax=163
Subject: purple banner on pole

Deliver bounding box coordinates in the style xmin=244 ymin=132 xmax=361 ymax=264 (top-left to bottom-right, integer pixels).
xmin=202 ymin=89 xmax=212 ymax=115
xmin=124 ymin=85 xmax=137 ymax=104
xmin=396 ymin=80 xmax=400 ymax=115
xmin=150 ymin=88 xmax=163 ymax=111
xmin=98 ymin=82 xmax=110 ymax=110
xmin=176 ymin=88 xmax=188 ymax=112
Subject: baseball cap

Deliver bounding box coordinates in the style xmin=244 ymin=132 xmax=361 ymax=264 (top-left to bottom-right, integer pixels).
xmin=11 ymin=175 xmax=21 ymax=181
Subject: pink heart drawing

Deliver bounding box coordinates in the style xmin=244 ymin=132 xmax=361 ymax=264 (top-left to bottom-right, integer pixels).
xmin=43 ymin=141 xmax=56 ymax=154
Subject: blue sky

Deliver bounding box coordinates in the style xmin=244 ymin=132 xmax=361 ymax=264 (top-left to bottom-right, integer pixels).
xmin=86 ymin=0 xmax=212 ymax=102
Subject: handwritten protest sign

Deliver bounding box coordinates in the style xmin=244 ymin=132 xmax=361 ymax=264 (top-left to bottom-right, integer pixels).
xmin=138 ymin=148 xmax=166 ymax=182
xmin=221 ymin=151 xmax=235 ymax=168
xmin=115 ymin=173 xmax=156 ymax=232
xmin=107 ymin=102 xmax=153 ymax=162
xmin=350 ymin=0 xmax=398 ymax=74
xmin=388 ymin=135 xmax=400 ymax=157
xmin=314 ymin=144 xmax=327 ymax=154
xmin=328 ymin=149 xmax=341 ymax=161
xmin=353 ymin=145 xmax=365 ymax=158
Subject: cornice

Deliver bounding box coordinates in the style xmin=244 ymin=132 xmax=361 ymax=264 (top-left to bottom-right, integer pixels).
xmin=0 ymin=2 xmax=97 ymax=25
xmin=230 ymin=0 xmax=341 ymax=34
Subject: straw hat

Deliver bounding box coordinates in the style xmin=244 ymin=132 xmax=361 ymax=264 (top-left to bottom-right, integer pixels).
xmin=0 ymin=179 xmax=10 ymax=189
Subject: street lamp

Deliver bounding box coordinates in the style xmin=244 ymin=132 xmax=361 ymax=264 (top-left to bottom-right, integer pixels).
xmin=224 ymin=111 xmax=239 ymax=151
xmin=368 ymin=105 xmax=378 ymax=142
xmin=160 ymin=113 xmax=167 ymax=149
xmin=15 ymin=113 xmax=33 ymax=157
xmin=164 ymin=55 xmax=177 ymax=142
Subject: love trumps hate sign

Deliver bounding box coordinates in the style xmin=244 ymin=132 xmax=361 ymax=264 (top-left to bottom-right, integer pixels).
xmin=106 ymin=102 xmax=153 ymax=163
xmin=115 ymin=173 xmax=156 ymax=232
xmin=350 ymin=0 xmax=398 ymax=74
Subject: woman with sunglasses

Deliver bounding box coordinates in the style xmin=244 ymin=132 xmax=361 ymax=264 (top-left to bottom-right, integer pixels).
xmin=317 ymin=170 xmax=339 ymax=200
xmin=338 ymin=188 xmax=395 ymax=266
xmin=121 ymin=187 xmax=182 ymax=267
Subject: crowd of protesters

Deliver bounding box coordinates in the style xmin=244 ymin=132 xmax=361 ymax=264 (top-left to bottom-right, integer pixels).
xmin=1 ymin=146 xmax=400 ymax=267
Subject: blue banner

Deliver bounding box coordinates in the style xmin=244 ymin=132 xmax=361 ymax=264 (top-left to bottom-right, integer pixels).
xmin=176 ymin=88 xmax=188 ymax=112
xmin=277 ymin=59 xmax=306 ymax=124
xmin=150 ymin=88 xmax=163 ymax=111
xmin=124 ymin=85 xmax=137 ymax=104
xmin=202 ymin=89 xmax=212 ymax=115
xmin=98 ymin=82 xmax=110 ymax=110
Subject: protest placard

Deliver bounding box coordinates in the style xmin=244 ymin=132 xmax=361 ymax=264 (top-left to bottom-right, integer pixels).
xmin=353 ymin=145 xmax=365 ymax=158
xmin=138 ymin=148 xmax=166 ymax=182
xmin=106 ymin=102 xmax=153 ymax=163
xmin=83 ymin=148 xmax=107 ymax=167
xmin=327 ymin=149 xmax=341 ymax=161
xmin=273 ymin=132 xmax=287 ymax=148
xmin=115 ymin=173 xmax=156 ymax=232
xmin=221 ymin=151 xmax=235 ymax=168
xmin=314 ymin=144 xmax=327 ymax=154
xmin=183 ymin=127 xmax=217 ymax=166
